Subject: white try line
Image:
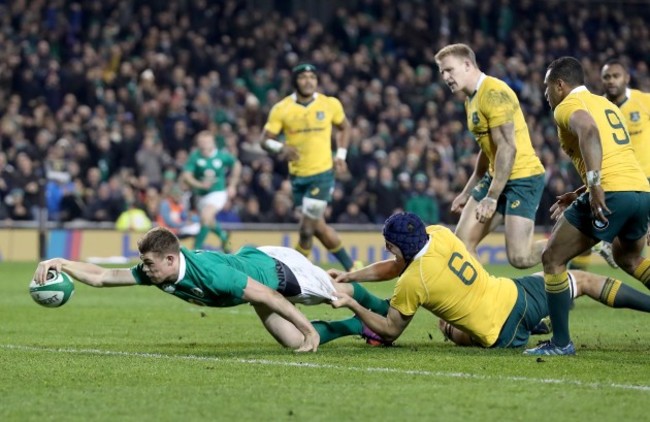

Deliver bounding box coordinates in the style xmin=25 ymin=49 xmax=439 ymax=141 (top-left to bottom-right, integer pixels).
xmin=3 ymin=343 xmax=650 ymax=392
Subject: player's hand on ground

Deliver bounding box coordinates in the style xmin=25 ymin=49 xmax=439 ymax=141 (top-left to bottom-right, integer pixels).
xmin=475 ymin=197 xmax=497 ymax=223
xmin=550 ymin=191 xmax=578 ymax=220
xmin=34 ymin=259 xmax=63 ymax=284
xmin=450 ymin=193 xmax=469 ymax=214
xmin=589 ymin=185 xmax=610 ymax=224
xmin=294 ymin=331 xmax=319 ymax=353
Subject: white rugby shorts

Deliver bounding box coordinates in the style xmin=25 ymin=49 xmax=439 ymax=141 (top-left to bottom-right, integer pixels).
xmin=257 ymin=246 xmax=336 ymax=305
xmin=198 ymin=191 xmax=228 ymax=211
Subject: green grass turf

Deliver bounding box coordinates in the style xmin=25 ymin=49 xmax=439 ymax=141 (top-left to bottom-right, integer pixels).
xmin=2 ymin=261 xmax=650 ymax=421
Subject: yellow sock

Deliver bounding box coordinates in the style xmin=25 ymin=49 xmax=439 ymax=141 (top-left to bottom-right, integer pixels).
xmin=295 ymin=243 xmax=311 ymax=258
xmin=633 ymin=258 xmax=650 ymax=287
xmin=328 ymin=243 xmax=343 ymax=254
xmin=599 ymin=278 xmax=622 ymax=307
xmin=544 ymin=271 xmax=570 ymax=294
xmin=569 ymin=254 xmax=591 ymax=270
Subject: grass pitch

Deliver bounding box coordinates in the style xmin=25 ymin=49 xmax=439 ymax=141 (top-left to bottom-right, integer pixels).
xmin=2 ymin=261 xmax=650 ymax=421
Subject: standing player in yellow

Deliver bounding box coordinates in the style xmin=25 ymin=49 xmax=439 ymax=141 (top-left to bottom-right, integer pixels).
xmin=434 ymin=44 xmax=546 ymax=269
xmin=601 ymin=59 xmax=650 ymax=181
xmin=524 ymin=57 xmax=650 ymax=356
xmin=590 ymin=59 xmax=650 ymax=265
xmin=260 ymin=63 xmax=359 ymax=271
xmin=326 ymin=212 xmax=650 ymax=349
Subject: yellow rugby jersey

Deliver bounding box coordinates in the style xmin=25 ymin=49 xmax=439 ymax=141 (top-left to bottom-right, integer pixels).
xmin=617 ymin=88 xmax=650 ymax=178
xmin=465 ymin=75 xmax=544 ymax=179
xmin=554 ymin=86 xmax=650 ymax=192
xmin=264 ymin=93 xmax=345 ymax=177
xmin=390 ymin=225 xmax=518 ymax=347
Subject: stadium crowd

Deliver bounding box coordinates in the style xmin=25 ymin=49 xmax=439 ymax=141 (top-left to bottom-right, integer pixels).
xmin=1 ymin=0 xmax=649 ymax=229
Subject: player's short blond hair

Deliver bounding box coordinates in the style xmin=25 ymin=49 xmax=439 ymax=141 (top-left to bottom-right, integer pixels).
xmin=434 ymin=43 xmax=478 ymax=68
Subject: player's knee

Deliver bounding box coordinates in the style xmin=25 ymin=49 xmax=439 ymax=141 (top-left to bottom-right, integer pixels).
xmin=507 ymin=252 xmax=531 ymax=269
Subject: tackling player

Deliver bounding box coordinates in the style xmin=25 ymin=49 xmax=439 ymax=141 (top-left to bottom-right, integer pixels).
xmin=327 ymin=212 xmax=650 ymax=350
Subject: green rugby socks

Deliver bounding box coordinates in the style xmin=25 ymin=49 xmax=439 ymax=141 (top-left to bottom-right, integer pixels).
xmin=544 ymin=271 xmax=573 ymax=347
xmin=352 ymin=283 xmax=390 ymax=316
xmin=600 ymin=277 xmax=650 ymax=311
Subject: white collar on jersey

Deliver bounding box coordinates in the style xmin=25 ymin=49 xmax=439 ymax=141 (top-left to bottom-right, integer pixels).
xmin=411 ymin=235 xmax=432 ymax=261
xmin=291 ymin=92 xmax=319 ymax=102
xmin=176 ymin=251 xmax=187 ymax=283
xmin=625 ymin=87 xmax=632 ymax=99
xmin=473 ymin=73 xmax=487 ymax=93
xmin=569 ymin=85 xmax=589 ymax=94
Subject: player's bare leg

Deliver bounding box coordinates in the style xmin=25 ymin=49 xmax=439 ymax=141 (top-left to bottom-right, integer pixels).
xmin=253 ymin=304 xmax=307 ymax=349
xmin=454 ymin=197 xmax=500 ymax=260
xmin=504 ymin=215 xmax=545 ymax=269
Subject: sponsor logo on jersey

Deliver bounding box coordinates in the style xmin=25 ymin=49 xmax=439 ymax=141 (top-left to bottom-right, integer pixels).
xmin=310 ymin=187 xmax=320 ymax=196
xmin=212 ymin=159 xmax=223 ymax=168
xmin=510 ymin=200 xmax=521 ymax=209
xmin=191 ymin=287 xmax=205 ymax=298
xmin=472 ymin=112 xmax=480 ymax=125
xmin=630 ymin=111 xmax=640 ymax=122
xmin=316 ymin=111 xmax=325 ymax=120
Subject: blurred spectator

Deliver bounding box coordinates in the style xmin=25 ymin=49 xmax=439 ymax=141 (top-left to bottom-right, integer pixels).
xmin=157 ymin=183 xmax=200 ymax=237
xmin=2 ymin=0 xmax=648 ymax=228
xmin=337 ymin=202 xmax=371 ymax=224
xmin=115 ymin=185 xmax=153 ymax=232
xmin=405 ymin=173 xmax=440 ymax=225
xmin=84 ymin=182 xmax=124 ymax=223
xmin=265 ymin=193 xmax=299 ymax=224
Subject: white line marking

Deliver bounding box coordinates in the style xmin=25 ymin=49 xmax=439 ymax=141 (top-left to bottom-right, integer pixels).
xmin=3 ymin=343 xmax=650 ymax=392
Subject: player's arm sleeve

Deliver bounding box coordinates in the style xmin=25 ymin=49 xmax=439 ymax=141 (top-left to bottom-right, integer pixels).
xmin=182 ymin=153 xmax=196 ymax=173
xmin=553 ymin=99 xmax=578 ymax=131
xmin=330 ymin=97 xmax=346 ymax=126
xmin=263 ymin=104 xmax=284 ymax=135
xmin=389 ymin=278 xmax=423 ymax=317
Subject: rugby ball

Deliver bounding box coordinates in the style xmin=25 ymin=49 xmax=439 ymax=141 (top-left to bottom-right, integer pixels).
xmin=29 ymin=270 xmax=75 ymax=308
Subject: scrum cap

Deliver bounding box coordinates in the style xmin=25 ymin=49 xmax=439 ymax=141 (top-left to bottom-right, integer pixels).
xmin=382 ymin=212 xmax=428 ymax=262
xmin=292 ymin=63 xmax=317 ymax=87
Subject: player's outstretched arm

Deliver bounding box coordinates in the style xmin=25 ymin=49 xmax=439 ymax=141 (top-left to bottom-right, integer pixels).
xmin=34 ymin=258 xmax=136 ymax=287
xmin=242 ymin=278 xmax=320 ymax=352
xmin=331 ymin=293 xmax=411 ymax=342
xmin=329 ymin=258 xmax=405 ymax=284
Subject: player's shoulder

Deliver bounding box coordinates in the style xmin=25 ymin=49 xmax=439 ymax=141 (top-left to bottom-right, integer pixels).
xmin=483 ymin=76 xmax=511 ymax=92
xmin=425 ymin=224 xmax=454 ymax=240
xmin=269 ymin=95 xmax=296 ymax=112
xmin=478 ymin=76 xmax=518 ymax=103
xmin=629 ymin=88 xmax=650 ymax=104
xmin=314 ymin=92 xmax=341 ymax=106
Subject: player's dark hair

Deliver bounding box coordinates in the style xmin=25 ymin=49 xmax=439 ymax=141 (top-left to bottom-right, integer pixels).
xmin=602 ymin=58 xmax=629 ymax=74
xmin=547 ymin=57 xmax=585 ymax=87
xmin=138 ymin=227 xmax=180 ymax=256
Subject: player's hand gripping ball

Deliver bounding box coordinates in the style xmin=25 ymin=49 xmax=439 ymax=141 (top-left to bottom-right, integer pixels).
xmin=29 ymin=270 xmax=75 ymax=308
